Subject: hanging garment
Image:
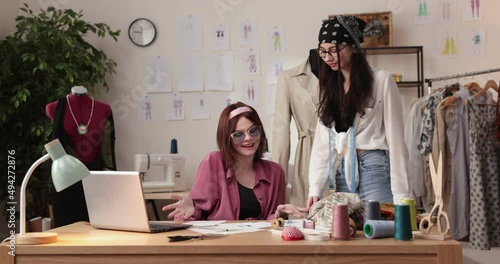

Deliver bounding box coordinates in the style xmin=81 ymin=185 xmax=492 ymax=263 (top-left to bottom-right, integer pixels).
xmin=442 ymin=87 xmax=471 ymax=240
xmin=404 ymin=98 xmax=427 ymax=199
xmin=418 ymin=89 xmax=446 ymax=155
xmin=271 ymin=60 xmax=319 ymax=207
xmin=467 ymin=96 xmax=500 ymax=250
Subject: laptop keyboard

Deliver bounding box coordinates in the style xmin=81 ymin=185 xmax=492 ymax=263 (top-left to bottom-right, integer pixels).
xmin=149 ymin=222 xmax=192 ymax=233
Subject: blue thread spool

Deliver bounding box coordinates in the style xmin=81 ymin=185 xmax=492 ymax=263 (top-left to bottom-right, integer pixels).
xmin=364 ymin=200 xmax=381 ymax=222
xmin=401 ymin=198 xmax=417 ymax=231
xmin=394 ymin=204 xmax=413 ymax=241
xmin=170 ymin=139 xmax=178 ymax=154
xmin=363 ymin=220 xmax=395 ymax=239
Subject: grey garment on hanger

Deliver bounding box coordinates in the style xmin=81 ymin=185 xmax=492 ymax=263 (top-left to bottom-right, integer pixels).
xmin=443 ymin=87 xmax=471 ymax=240
xmin=404 ymin=98 xmax=427 ymax=198
xmin=467 ymin=96 xmax=500 ymax=250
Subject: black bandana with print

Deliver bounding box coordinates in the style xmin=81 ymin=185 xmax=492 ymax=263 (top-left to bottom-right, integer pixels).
xmin=318 ymin=15 xmax=367 ymax=48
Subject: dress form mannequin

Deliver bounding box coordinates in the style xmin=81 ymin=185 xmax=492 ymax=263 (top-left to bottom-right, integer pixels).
xmin=45 ymin=86 xmax=116 ymax=227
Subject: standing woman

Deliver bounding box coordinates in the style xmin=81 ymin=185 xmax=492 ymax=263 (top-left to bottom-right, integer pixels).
xmin=163 ymin=102 xmax=286 ymax=220
xmin=307 ymin=15 xmax=411 ymax=208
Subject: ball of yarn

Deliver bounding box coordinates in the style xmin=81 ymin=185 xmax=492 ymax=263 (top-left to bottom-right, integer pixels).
xmin=281 ymin=226 xmax=304 ymax=241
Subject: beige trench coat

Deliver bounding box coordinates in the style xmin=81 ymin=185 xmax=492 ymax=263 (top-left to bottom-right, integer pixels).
xmin=271 ymin=60 xmax=319 ymax=207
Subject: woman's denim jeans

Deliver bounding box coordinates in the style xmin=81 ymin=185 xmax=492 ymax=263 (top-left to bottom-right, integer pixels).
xmin=335 ymin=150 xmax=393 ymax=203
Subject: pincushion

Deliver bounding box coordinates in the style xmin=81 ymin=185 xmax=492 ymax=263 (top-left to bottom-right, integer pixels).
xmin=281 ymin=226 xmax=304 ymax=241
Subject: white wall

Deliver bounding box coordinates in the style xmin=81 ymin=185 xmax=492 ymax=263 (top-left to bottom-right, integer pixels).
xmin=14 ymin=0 xmax=500 ymax=187
xmin=0 ymin=0 xmax=18 ymax=37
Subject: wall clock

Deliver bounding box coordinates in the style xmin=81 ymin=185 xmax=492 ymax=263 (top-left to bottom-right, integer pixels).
xmin=128 ymin=18 xmax=157 ymax=47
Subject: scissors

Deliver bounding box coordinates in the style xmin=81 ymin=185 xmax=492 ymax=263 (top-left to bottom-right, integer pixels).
xmin=168 ymin=233 xmax=226 ymax=242
xmin=419 ymin=153 xmax=450 ymax=236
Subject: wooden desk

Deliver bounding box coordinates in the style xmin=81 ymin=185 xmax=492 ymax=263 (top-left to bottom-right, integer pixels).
xmin=3 ymin=222 xmax=462 ymax=264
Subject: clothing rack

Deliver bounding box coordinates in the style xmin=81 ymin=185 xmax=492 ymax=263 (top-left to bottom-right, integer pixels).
xmin=425 ymin=67 xmax=500 ymax=91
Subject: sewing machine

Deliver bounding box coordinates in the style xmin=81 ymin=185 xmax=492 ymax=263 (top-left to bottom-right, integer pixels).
xmin=134 ymin=154 xmax=186 ymax=193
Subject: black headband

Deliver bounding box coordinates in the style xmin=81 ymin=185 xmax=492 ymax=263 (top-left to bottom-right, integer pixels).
xmin=318 ymin=15 xmax=366 ymax=48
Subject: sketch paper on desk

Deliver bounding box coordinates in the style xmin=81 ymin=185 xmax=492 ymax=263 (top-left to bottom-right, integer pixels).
xmin=178 ymin=55 xmax=204 ymax=92
xmin=190 ymin=93 xmax=210 ymax=120
xmin=207 ymin=54 xmax=234 ymax=91
xmin=166 ymin=93 xmax=185 ymax=121
xmin=189 ymin=222 xmax=270 ymax=235
xmin=145 ymin=56 xmax=173 ymax=93
xmin=176 ymin=15 xmax=203 ymax=52
xmin=184 ymin=220 xmax=226 ymax=227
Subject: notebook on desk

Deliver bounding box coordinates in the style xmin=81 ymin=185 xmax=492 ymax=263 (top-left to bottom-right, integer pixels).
xmin=82 ymin=171 xmax=191 ymax=233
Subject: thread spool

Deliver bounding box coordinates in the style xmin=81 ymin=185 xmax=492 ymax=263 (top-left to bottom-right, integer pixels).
xmin=394 ymin=204 xmax=413 ymax=241
xmin=364 ymin=200 xmax=381 ymax=222
xmin=29 ymin=216 xmax=42 ymax=232
xmin=272 ymin=218 xmax=284 ymax=229
xmin=332 ymin=203 xmax=350 ymax=240
xmin=363 ymin=220 xmax=395 ymax=239
xmin=302 ymin=220 xmax=315 ymax=230
xmin=400 ymin=198 xmax=417 ymax=231
xmin=42 ymin=217 xmax=52 ymax=231
xmin=170 ymin=138 xmax=178 ymax=154
xmin=349 ymin=218 xmax=357 ymax=237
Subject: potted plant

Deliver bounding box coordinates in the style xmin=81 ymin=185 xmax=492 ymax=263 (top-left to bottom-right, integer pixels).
xmin=0 ymin=4 xmax=120 ymax=223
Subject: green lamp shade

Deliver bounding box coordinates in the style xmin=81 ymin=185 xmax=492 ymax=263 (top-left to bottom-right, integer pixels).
xmin=45 ymin=139 xmax=90 ymax=192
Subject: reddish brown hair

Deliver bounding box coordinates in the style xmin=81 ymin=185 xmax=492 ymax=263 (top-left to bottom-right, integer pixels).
xmin=216 ymin=102 xmax=267 ymax=169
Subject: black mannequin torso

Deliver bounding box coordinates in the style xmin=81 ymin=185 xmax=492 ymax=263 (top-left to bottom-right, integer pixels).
xmin=309 ymin=49 xmax=320 ymax=78
xmin=45 ymin=87 xmax=116 ymax=228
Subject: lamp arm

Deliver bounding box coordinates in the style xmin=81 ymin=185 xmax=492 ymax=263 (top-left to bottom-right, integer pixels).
xmin=19 ymin=154 xmax=50 ymax=235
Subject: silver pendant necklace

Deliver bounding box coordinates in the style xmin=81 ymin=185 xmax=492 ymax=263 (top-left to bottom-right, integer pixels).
xmin=66 ymin=95 xmax=94 ymax=135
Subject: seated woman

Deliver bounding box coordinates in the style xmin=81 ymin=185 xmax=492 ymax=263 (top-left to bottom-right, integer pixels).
xmin=163 ymin=102 xmax=305 ymax=220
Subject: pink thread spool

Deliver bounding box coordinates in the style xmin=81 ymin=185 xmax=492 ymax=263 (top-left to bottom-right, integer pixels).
xmin=332 ymin=203 xmax=350 ymax=240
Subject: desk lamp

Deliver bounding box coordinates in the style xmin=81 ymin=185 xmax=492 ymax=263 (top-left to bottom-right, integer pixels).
xmin=16 ymin=139 xmax=90 ymax=244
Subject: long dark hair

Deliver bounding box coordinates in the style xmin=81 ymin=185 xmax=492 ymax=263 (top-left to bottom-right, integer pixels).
xmin=317 ymin=45 xmax=373 ymax=131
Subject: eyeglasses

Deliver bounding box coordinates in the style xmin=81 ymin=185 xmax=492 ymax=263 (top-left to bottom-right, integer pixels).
xmin=230 ymin=126 xmax=261 ymax=144
xmin=317 ymin=45 xmax=347 ymax=58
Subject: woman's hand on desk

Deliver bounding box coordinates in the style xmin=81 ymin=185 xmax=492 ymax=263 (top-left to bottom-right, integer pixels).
xmin=162 ymin=194 xmax=195 ymax=220
xmin=306 ymin=196 xmax=319 ymax=210
xmin=275 ymin=204 xmax=309 ymax=219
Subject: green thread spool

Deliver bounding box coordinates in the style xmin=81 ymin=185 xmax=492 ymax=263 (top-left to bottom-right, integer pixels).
xmin=401 ymin=198 xmax=417 ymax=231
xmin=394 ymin=204 xmax=413 ymax=241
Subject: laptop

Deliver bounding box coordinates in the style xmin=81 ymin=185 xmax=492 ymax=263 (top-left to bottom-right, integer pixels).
xmin=82 ymin=170 xmax=192 ymax=233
